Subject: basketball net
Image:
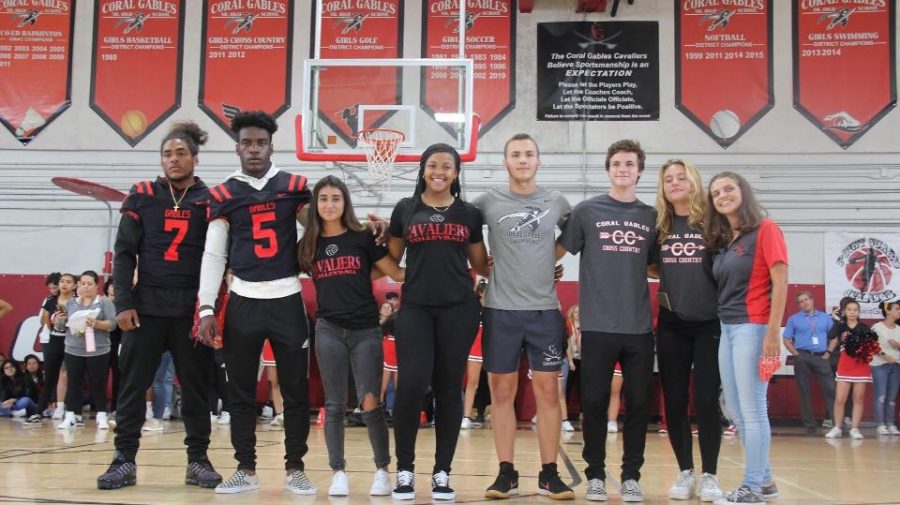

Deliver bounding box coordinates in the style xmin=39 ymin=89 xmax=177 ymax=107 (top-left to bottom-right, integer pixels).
xmin=357 ymin=128 xmax=405 ymax=184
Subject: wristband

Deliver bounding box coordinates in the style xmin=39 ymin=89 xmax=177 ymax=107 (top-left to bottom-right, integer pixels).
xmin=199 ymin=308 xmax=215 ymax=318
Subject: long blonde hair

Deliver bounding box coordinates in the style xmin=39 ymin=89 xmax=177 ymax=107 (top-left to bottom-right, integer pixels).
xmin=655 ymin=159 xmax=706 ymax=244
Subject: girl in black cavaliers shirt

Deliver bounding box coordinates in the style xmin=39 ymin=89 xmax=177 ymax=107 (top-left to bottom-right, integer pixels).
xmin=386 ymin=143 xmax=489 ymax=501
xmin=297 ymin=176 xmax=404 ymax=497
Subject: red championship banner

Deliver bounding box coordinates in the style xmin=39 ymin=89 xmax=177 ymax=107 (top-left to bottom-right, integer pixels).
xmin=793 ymin=0 xmax=896 ymax=148
xmin=90 ymin=0 xmax=185 ymax=146
xmin=675 ymin=0 xmax=772 ymax=148
xmin=313 ymin=0 xmax=403 ymax=145
xmin=199 ymin=0 xmax=293 ymax=136
xmin=422 ymin=0 xmax=515 ymax=137
xmin=0 ymin=0 xmax=75 ymax=145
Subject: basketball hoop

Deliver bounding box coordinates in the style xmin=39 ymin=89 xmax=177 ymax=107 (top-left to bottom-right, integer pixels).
xmin=357 ymin=128 xmax=405 ymax=183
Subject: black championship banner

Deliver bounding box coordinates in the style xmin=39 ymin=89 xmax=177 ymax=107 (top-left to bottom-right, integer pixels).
xmin=91 ymin=0 xmax=185 ymax=146
xmin=313 ymin=0 xmax=403 ymax=145
xmin=421 ymin=0 xmax=515 ymax=136
xmin=793 ymin=0 xmax=896 ymax=148
xmin=676 ymin=1 xmax=773 ymax=148
xmin=537 ymin=21 xmax=659 ymax=121
xmin=200 ymin=0 xmax=293 ymax=136
xmin=0 ymin=0 xmax=75 ymax=145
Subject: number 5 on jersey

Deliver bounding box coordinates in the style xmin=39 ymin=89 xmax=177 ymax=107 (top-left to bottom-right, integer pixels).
xmin=252 ymin=211 xmax=278 ymax=258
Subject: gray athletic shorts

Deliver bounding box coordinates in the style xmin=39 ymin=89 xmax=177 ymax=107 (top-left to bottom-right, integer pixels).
xmin=482 ymin=308 xmax=566 ymax=374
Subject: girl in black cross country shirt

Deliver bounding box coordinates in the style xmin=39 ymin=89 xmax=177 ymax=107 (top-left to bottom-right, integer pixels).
xmin=297 ymin=176 xmax=404 ymax=497
xmin=387 ymin=143 xmax=489 ymax=501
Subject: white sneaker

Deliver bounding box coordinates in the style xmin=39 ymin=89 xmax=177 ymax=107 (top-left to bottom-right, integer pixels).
xmin=142 ymin=418 xmax=163 ymax=432
xmin=461 ymin=416 xmax=473 ymax=429
xmin=96 ymin=412 xmax=109 ymax=430
xmin=669 ymin=469 xmax=695 ymax=500
xmin=889 ymin=425 xmax=900 ymax=435
xmin=145 ymin=402 xmax=152 ymax=420
xmin=215 ymin=469 xmax=260 ymax=494
xmin=285 ymin=469 xmax=317 ymax=495
xmin=52 ymin=404 xmax=65 ymax=420
xmin=270 ymin=413 xmax=284 ymax=427
xmin=699 ymin=473 xmax=723 ymax=502
xmin=876 ymin=425 xmax=890 ymax=435
xmin=843 ymin=417 xmax=852 ymax=429
xmin=218 ymin=411 xmax=231 ymax=425
xmin=210 ymin=412 xmax=218 ymax=423
xmin=850 ymin=428 xmax=864 ymax=439
xmin=11 ymin=408 xmax=27 ymax=418
xmin=620 ymin=479 xmax=643 ymax=502
xmin=824 ymin=427 xmax=842 ymax=438
xmin=261 ymin=405 xmax=274 ymax=419
xmin=531 ymin=414 xmax=538 ymax=424
xmin=162 ymin=407 xmax=172 ymax=420
xmin=561 ymin=420 xmax=575 ymax=432
xmin=392 ymin=470 xmax=415 ymax=500
xmin=56 ymin=411 xmax=76 ymax=430
xmin=329 ymin=471 xmax=349 ymax=496
xmin=607 ymin=420 xmax=618 ymax=433
xmin=586 ymin=478 xmax=608 ymax=501
xmin=370 ymin=469 xmax=391 ymax=496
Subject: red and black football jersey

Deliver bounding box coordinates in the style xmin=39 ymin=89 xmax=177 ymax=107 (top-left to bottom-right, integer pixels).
xmin=119 ymin=177 xmax=210 ymax=290
xmin=208 ymin=171 xmax=310 ymax=282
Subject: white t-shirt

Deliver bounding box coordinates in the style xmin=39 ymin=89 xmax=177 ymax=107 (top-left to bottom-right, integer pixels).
xmin=870 ymin=322 xmax=900 ymax=366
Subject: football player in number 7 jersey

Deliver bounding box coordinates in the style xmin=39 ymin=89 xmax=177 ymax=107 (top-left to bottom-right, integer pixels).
xmin=98 ymin=121 xmax=222 ymax=491
xmin=196 ymin=111 xmax=315 ymax=495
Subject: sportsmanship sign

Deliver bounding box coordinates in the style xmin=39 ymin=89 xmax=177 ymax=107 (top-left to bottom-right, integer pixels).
xmin=0 ymin=0 xmax=74 ymax=145
xmin=199 ymin=0 xmax=293 ymax=136
xmin=537 ymin=21 xmax=659 ymax=121
xmin=675 ymin=0 xmax=773 ymax=148
xmin=313 ymin=0 xmax=403 ymax=145
xmin=91 ymin=0 xmax=185 ymax=146
xmin=793 ymin=0 xmax=896 ymax=148
xmin=421 ymin=0 xmax=515 ymax=137
xmin=825 ymin=232 xmax=900 ymax=320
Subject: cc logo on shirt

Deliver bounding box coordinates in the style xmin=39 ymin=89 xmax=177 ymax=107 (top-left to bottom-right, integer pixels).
xmin=430 ymin=214 xmax=445 ymax=223
xmin=606 ymin=230 xmax=641 ymax=245
xmin=325 ymin=244 xmax=339 ymax=256
xmin=662 ymin=242 xmax=705 ymax=257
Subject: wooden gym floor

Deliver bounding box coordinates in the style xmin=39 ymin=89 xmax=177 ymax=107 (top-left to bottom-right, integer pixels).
xmin=0 ymin=417 xmax=897 ymax=505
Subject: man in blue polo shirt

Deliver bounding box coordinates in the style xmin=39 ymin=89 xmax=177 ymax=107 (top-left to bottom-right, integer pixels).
xmin=782 ymin=291 xmax=835 ymax=434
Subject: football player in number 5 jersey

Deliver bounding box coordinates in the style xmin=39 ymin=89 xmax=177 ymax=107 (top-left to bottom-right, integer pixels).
xmin=196 ymin=111 xmax=315 ymax=495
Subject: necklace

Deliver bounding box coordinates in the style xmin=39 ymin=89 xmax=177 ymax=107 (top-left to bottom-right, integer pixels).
xmin=422 ymin=196 xmax=454 ymax=213
xmin=169 ymin=180 xmax=194 ymax=210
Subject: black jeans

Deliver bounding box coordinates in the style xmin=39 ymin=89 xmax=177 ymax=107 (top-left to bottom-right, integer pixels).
xmin=64 ymin=352 xmax=109 ymax=414
xmin=793 ymin=350 xmax=836 ymax=429
xmin=657 ymin=308 xmax=722 ymax=475
xmin=581 ymin=331 xmax=654 ymax=482
xmin=37 ymin=336 xmax=65 ymax=412
xmin=393 ymin=298 xmax=480 ymax=474
xmin=223 ymin=292 xmax=310 ymax=471
xmin=113 ymin=315 xmax=213 ymax=462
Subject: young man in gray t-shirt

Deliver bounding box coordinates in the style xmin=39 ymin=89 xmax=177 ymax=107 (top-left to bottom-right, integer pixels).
xmin=558 ymin=139 xmax=658 ymax=502
xmin=472 ymin=134 xmax=574 ymax=500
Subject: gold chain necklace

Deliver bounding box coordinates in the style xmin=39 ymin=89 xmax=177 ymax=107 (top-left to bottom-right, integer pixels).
xmin=169 ymin=180 xmax=195 ymax=210
xmin=422 ymin=196 xmax=454 ymax=213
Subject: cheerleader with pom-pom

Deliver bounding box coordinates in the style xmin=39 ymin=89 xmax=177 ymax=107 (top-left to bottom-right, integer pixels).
xmin=825 ymin=299 xmax=881 ymax=439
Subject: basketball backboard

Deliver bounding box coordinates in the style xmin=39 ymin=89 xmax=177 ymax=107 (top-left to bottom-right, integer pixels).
xmin=295 ymin=58 xmax=479 ymax=163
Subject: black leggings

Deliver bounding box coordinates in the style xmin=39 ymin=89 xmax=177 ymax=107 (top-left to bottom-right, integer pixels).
xmin=657 ymin=308 xmax=722 ymax=475
xmin=393 ymin=297 xmax=480 ymax=474
xmin=37 ymin=337 xmax=65 ymax=412
xmin=64 ymin=353 xmax=109 ymax=414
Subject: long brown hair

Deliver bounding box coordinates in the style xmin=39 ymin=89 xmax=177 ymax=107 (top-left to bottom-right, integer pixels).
xmin=655 ymin=159 xmax=706 ymax=244
xmin=703 ymin=171 xmax=767 ymax=252
xmin=297 ymin=176 xmax=365 ymax=275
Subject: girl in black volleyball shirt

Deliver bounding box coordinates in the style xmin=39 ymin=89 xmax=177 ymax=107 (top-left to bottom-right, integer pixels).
xmin=386 ymin=143 xmax=489 ymax=501
xmin=297 ymin=176 xmax=404 ymax=497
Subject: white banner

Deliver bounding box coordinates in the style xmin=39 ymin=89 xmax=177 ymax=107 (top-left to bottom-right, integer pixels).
xmin=824 ymin=232 xmax=900 ymax=320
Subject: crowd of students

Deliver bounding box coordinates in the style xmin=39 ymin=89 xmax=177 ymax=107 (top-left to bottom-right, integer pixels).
xmin=6 ymin=111 xmax=900 ymax=505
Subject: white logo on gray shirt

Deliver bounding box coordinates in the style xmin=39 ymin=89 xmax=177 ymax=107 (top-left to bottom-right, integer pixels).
xmin=498 ymin=206 xmax=551 ymax=232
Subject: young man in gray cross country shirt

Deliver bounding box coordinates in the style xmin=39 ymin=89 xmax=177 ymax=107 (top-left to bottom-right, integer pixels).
xmin=558 ymin=139 xmax=658 ymax=503
xmin=472 ymin=133 xmax=574 ymax=500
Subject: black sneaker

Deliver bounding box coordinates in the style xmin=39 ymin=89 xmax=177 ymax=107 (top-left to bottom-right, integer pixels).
xmin=431 ymin=471 xmax=455 ymax=500
xmin=484 ymin=470 xmax=519 ymax=499
xmin=186 ymin=458 xmax=223 ymax=488
xmin=97 ymin=452 xmax=137 ymax=490
xmin=538 ymin=471 xmax=575 ymax=500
